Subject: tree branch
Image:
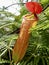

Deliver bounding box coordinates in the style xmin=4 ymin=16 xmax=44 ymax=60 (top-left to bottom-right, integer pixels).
xmin=5 ymin=3 xmax=25 ymax=9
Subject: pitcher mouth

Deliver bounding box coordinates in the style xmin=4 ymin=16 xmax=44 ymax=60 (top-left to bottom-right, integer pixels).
xmin=23 ymin=14 xmax=38 ymax=21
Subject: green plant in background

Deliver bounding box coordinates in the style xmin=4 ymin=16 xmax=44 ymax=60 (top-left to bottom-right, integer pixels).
xmin=40 ymin=0 xmax=49 ymax=5
xmin=0 ymin=0 xmax=49 ymax=65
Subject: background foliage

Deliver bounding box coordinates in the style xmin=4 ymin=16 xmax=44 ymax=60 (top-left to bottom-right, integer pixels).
xmin=0 ymin=0 xmax=49 ymax=65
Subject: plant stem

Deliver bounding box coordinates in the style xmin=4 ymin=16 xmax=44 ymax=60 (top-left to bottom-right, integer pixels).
xmin=43 ymin=4 xmax=49 ymax=11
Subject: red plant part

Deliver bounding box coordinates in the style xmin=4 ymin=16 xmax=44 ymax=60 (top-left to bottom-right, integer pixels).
xmin=25 ymin=2 xmax=43 ymax=14
xmin=12 ymin=14 xmax=38 ymax=63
